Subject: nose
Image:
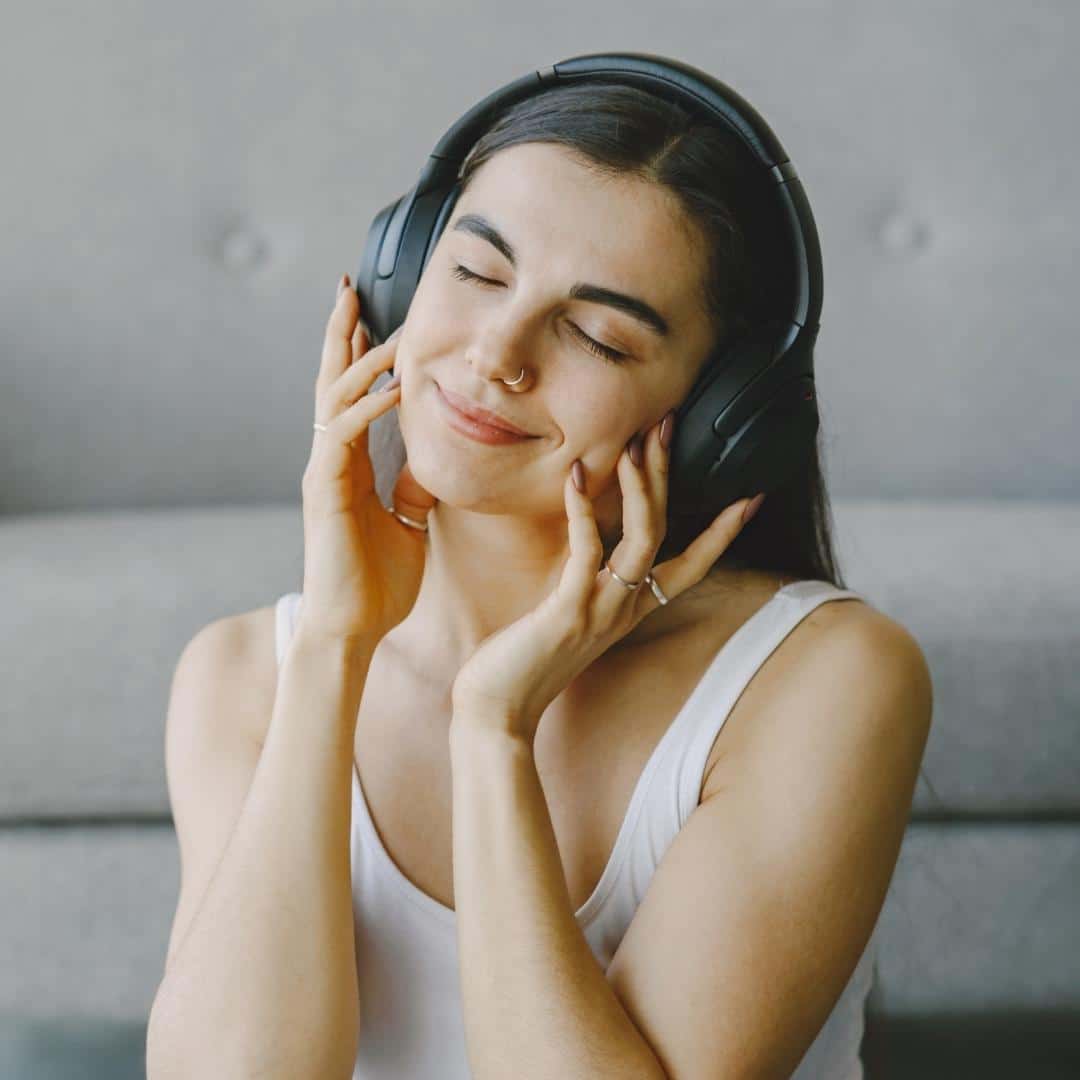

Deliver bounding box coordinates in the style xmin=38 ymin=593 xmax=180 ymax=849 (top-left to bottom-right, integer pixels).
xmin=464 ymin=310 xmax=535 ymax=384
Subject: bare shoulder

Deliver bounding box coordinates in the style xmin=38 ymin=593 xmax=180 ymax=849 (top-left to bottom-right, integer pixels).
xmin=759 ymin=595 xmax=931 ymax=723
xmin=804 ymin=597 xmax=931 ymax=687
xmin=699 ymin=586 xmax=933 ymax=801
xmin=159 ymin=604 xmax=279 ymax=976
xmin=175 ymin=604 xmax=279 ymax=750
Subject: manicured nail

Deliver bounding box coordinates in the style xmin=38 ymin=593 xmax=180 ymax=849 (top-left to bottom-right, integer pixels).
xmin=741 ymin=492 xmax=766 ymax=524
xmin=628 ymin=433 xmax=644 ymax=467
xmin=572 ymin=459 xmax=586 ymax=493
xmin=337 ymin=273 xmax=349 ymax=299
xmin=659 ymin=409 xmax=676 ymax=450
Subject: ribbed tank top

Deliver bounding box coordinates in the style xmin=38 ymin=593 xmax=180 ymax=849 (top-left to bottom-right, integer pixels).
xmin=274 ymin=579 xmax=880 ymax=1079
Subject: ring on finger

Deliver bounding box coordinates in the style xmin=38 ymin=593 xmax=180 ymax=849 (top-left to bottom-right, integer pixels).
xmin=603 ymin=561 xmax=644 ymax=591
xmin=603 ymin=562 xmax=670 ymax=606
xmin=387 ymin=505 xmax=428 ymax=532
xmin=645 ymin=571 xmax=669 ymax=606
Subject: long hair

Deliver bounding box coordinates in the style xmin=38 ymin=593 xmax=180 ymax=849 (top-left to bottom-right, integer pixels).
xmin=452 ymin=80 xmax=848 ymax=590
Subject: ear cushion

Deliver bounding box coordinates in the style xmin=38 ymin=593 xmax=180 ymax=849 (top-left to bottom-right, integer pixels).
xmin=669 ymin=321 xmax=819 ymax=515
xmin=355 ymin=192 xmax=410 ymax=345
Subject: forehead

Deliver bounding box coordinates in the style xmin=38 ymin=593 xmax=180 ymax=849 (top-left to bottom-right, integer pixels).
xmin=453 ymin=143 xmax=709 ymax=329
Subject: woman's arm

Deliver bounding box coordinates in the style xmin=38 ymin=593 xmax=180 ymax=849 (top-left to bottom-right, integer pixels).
xmin=146 ymin=621 xmax=373 ymax=1080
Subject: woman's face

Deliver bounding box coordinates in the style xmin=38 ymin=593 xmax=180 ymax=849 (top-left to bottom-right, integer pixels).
xmin=393 ymin=141 xmax=716 ymax=532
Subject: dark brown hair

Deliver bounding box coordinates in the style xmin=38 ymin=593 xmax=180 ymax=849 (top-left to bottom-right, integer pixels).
xmin=455 ymin=80 xmax=848 ymax=590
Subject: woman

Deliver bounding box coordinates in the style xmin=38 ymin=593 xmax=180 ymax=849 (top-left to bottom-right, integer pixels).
xmin=148 ymin=81 xmax=933 ymax=1080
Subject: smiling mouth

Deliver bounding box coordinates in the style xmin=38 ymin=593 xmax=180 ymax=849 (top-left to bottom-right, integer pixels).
xmin=436 ymin=383 xmax=535 ymax=436
xmin=436 ymin=383 xmax=539 ymax=445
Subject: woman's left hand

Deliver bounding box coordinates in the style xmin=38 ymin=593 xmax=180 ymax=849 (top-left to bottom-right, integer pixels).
xmin=449 ymin=413 xmax=764 ymax=747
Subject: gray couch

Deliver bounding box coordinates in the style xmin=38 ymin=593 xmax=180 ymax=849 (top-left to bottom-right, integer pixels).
xmin=3 ymin=2 xmax=1078 ymax=1076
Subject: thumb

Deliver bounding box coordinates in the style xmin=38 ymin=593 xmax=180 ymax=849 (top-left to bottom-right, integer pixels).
xmin=391 ymin=460 xmax=438 ymax=525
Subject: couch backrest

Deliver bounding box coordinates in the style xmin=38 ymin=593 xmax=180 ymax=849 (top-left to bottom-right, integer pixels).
xmin=2 ymin=4 xmax=1077 ymax=513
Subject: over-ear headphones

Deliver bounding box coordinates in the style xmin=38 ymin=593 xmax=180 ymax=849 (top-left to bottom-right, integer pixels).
xmin=355 ymin=51 xmax=822 ymax=520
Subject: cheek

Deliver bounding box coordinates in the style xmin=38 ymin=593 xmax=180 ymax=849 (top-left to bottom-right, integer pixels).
xmin=394 ymin=303 xmax=455 ymax=376
xmin=402 ymin=268 xmax=458 ymax=338
xmin=561 ymin=383 xmax=639 ymax=454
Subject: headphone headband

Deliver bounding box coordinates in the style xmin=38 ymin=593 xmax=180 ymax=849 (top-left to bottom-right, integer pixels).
xmin=356 ymin=51 xmax=823 ymax=520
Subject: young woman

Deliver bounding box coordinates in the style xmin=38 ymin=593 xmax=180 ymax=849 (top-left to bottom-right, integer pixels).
xmin=148 ymin=81 xmax=933 ymax=1080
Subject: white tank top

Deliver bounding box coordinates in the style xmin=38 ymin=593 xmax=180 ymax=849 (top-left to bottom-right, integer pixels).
xmin=274 ymin=579 xmax=880 ymax=1079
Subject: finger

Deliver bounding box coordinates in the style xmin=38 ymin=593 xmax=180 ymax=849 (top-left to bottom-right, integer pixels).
xmin=315 ymin=371 xmax=402 ymax=445
xmin=351 ymin=316 xmax=369 ymax=363
xmin=319 ymin=338 xmax=401 ymax=429
xmin=559 ymin=464 xmax=604 ymax=609
xmin=640 ymin=496 xmax=755 ymax=613
xmin=645 ymin=413 xmax=671 ymax=488
xmin=597 ymin=433 xmax=664 ymax=623
xmin=390 ymin=459 xmax=438 ymax=527
xmin=316 ymin=274 xmax=359 ymax=398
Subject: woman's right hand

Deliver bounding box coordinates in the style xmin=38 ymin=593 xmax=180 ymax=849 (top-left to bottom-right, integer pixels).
xmin=297 ymin=273 xmax=436 ymax=646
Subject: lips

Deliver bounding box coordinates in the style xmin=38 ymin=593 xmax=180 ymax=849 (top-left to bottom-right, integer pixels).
xmin=436 ymin=384 xmax=535 ymax=436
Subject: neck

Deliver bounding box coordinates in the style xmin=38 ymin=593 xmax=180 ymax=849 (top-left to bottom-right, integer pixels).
xmin=384 ymin=499 xmax=774 ymax=689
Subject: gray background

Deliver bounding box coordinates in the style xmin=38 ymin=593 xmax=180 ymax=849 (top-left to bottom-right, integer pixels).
xmin=2 ymin=1 xmax=1078 ymax=1076
xmin=3 ymin=0 xmax=1076 ymax=511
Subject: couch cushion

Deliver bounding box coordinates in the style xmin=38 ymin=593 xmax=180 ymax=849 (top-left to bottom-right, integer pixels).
xmin=0 ymin=1015 xmax=146 ymax=1080
xmin=2 ymin=501 xmax=1077 ymax=819
xmin=861 ymin=1012 xmax=1080 ymax=1079
xmin=2 ymin=822 xmax=1077 ymax=1020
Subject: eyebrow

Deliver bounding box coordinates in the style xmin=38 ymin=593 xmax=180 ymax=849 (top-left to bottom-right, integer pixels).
xmin=450 ymin=213 xmax=671 ymax=338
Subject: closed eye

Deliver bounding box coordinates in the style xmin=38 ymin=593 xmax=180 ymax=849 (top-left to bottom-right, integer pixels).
xmin=449 ymin=262 xmax=629 ymax=363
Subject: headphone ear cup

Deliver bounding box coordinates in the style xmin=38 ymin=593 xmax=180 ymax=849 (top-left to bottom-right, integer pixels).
xmin=703 ymin=376 xmax=818 ymax=512
xmin=356 ymin=191 xmax=412 ymax=346
xmin=356 ymin=183 xmax=462 ymax=347
xmin=669 ymin=326 xmax=819 ymax=517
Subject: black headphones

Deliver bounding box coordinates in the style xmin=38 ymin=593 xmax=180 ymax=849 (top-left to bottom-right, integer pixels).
xmin=354 ymin=51 xmax=822 ymax=520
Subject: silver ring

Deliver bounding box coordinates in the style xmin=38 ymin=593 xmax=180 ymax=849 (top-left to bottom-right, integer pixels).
xmin=313 ymin=421 xmax=328 ymax=432
xmin=387 ymin=506 xmax=428 ymax=532
xmin=603 ymin=561 xmax=644 ymax=591
xmin=501 ymin=368 xmax=526 ymax=386
xmin=645 ymin=572 xmax=669 ymax=605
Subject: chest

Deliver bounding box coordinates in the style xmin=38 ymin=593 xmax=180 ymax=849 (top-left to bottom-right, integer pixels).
xmin=348 ymin=610 xmax=781 ymax=916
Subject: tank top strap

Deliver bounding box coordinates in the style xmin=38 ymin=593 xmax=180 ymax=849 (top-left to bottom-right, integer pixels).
xmin=671 ymin=580 xmax=865 ymax=826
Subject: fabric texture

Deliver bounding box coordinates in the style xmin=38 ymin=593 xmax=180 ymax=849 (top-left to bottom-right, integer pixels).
xmin=274 ymin=579 xmax=880 ymax=1079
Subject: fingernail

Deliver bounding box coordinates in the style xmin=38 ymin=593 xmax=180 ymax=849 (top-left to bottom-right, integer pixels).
xmin=741 ymin=492 xmax=766 ymax=525
xmin=337 ymin=273 xmax=349 ymax=299
xmin=572 ymin=459 xmax=586 ymax=493
xmin=659 ymin=409 xmax=676 ymax=450
xmin=377 ymin=373 xmax=401 ymax=394
xmin=628 ymin=433 xmax=644 ymax=467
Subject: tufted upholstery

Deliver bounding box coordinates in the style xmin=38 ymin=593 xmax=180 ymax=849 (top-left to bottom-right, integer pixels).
xmin=2 ymin=1 xmax=1078 ymax=1076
